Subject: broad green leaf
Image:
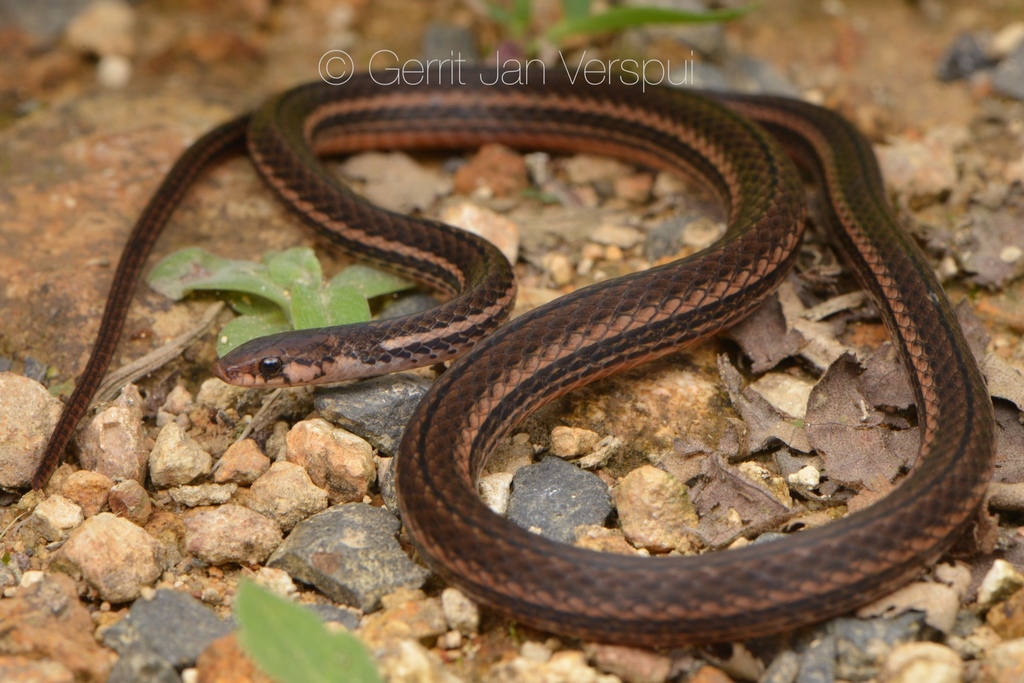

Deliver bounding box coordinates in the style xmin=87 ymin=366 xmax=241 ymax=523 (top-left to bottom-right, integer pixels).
xmin=220 ymin=292 xmax=282 ymax=317
xmin=485 ymin=0 xmax=533 ymax=36
xmin=216 ymin=312 xmax=290 ymax=357
xmin=264 ymin=247 xmax=323 ymax=289
xmin=325 ymin=284 xmax=372 ymax=326
xmin=149 ymin=247 xmax=414 ymax=357
xmin=147 ymin=247 xmax=290 ymax=310
xmin=236 ymin=581 xmax=380 ymax=683
xmin=290 ymin=280 xmax=330 ymax=330
xmin=546 ymin=3 xmax=756 ymax=41
xmin=484 ymin=0 xmax=514 ymax=23
xmin=329 ymin=264 xmax=414 ymax=300
xmin=561 ymin=0 xmax=591 ymax=22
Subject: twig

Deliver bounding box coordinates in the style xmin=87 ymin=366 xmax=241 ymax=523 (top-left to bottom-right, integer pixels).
xmin=94 ymin=302 xmax=225 ymax=403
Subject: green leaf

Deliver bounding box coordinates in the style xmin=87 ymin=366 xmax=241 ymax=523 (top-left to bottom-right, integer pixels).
xmin=264 ymin=247 xmax=323 ymax=289
xmin=149 ymin=247 xmax=412 ymax=357
xmin=485 ymin=0 xmax=533 ymax=36
xmin=546 ymin=3 xmax=756 ymax=41
xmin=560 ymin=0 xmax=591 ymax=22
xmin=236 ymin=581 xmax=380 ymax=683
xmin=147 ymin=247 xmax=290 ymax=310
xmin=47 ymin=380 xmax=75 ymax=398
xmin=329 ymin=264 xmax=414 ymax=300
xmin=289 ymin=281 xmax=330 ymax=330
xmin=484 ymin=0 xmax=515 ymax=24
xmin=220 ymin=292 xmax=282 ymax=317
xmin=325 ymin=284 xmax=372 ymax=326
xmin=216 ymin=312 xmax=290 ymax=357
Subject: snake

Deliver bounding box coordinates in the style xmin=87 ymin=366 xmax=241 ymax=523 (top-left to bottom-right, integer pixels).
xmin=34 ymin=70 xmax=994 ymax=646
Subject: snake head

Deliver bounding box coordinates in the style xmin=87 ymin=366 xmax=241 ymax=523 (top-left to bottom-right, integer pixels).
xmin=210 ymin=329 xmax=338 ymax=387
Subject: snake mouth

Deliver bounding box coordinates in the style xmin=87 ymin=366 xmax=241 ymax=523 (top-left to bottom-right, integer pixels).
xmin=209 ymin=358 xmax=253 ymax=386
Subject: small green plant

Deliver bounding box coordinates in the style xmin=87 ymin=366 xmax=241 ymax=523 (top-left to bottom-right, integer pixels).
xmin=147 ymin=247 xmax=413 ymax=357
xmin=235 ymin=581 xmax=381 ymax=683
xmin=485 ymin=0 xmax=756 ymax=48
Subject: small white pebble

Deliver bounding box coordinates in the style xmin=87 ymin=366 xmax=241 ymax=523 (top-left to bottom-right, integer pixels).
xmin=999 ymin=245 xmax=1023 ymax=264
xmin=254 ymin=566 xmax=297 ymax=598
xmin=978 ymin=558 xmax=1024 ymax=608
xmin=478 ymin=472 xmax=514 ymax=515
xmin=97 ymin=54 xmax=132 ymax=89
xmin=20 ymin=570 xmax=45 ymax=587
xmin=438 ymin=630 xmax=463 ymax=649
xmin=992 ymin=22 xmax=1024 ymax=58
xmin=520 ymin=640 xmax=552 ymax=662
xmin=938 ymin=255 xmax=959 ymax=279
xmin=788 ymin=465 xmax=821 ymax=488
xmin=441 ymin=587 xmax=479 ymax=634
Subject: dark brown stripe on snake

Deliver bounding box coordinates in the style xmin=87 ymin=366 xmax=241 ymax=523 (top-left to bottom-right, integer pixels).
xmin=34 ymin=73 xmax=994 ymax=648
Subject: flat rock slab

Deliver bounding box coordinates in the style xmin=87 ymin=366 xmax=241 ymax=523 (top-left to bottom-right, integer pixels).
xmin=507 ymin=457 xmax=613 ymax=544
xmin=268 ymin=503 xmax=428 ymax=612
xmin=314 ymin=373 xmax=433 ymax=456
xmin=102 ymin=589 xmax=232 ymax=670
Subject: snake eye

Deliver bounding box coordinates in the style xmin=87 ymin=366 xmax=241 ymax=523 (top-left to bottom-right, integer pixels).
xmin=259 ymin=357 xmax=283 ymax=378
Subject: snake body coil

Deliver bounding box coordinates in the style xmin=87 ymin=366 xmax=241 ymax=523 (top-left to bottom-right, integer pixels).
xmin=35 ymin=72 xmax=994 ymax=646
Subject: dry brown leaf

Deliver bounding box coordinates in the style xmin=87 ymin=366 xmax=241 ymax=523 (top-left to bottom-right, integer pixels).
xmin=993 ymin=402 xmax=1024 ymax=483
xmin=858 ymin=344 xmax=915 ymax=410
xmin=985 ymin=353 xmax=1024 ymax=412
xmin=718 ymin=355 xmax=811 ymax=453
xmin=960 ymin=208 xmax=1024 ymax=289
xmin=805 ymin=354 xmax=917 ymax=490
xmin=725 ymin=293 xmax=805 ymax=373
xmin=955 ymin=298 xmax=991 ymax=361
xmin=690 ymin=455 xmax=791 ymax=547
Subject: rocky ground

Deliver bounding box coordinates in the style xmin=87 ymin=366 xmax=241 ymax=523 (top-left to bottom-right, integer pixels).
xmin=1 ymin=0 xmax=1024 ymax=682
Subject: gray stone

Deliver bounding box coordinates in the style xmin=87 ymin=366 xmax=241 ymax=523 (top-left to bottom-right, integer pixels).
xmin=107 ymin=645 xmax=180 ymax=683
xmin=314 ymin=373 xmax=433 ymax=456
xmin=268 ymin=503 xmax=428 ymax=612
xmin=937 ymin=32 xmax=994 ymax=81
xmin=730 ymin=56 xmax=802 ymax=97
xmin=305 ymin=603 xmax=361 ymax=630
xmin=994 ymin=42 xmax=1024 ymax=100
xmin=378 ymin=293 xmax=441 ymax=320
xmin=761 ymin=650 xmax=800 ymax=683
xmin=23 ymin=356 xmax=47 ymax=382
xmin=830 ymin=611 xmax=929 ymax=681
xmin=644 ymin=214 xmax=693 ymax=261
xmin=378 ymin=457 xmax=398 ymax=515
xmin=796 ymin=634 xmax=836 ymax=683
xmin=421 ymin=22 xmax=479 ymax=64
xmin=506 ymin=457 xmax=612 ymax=544
xmin=687 ymin=60 xmax=729 ymax=90
xmin=0 ymin=0 xmax=93 ymax=42
xmin=102 ymin=589 xmax=232 ymax=669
